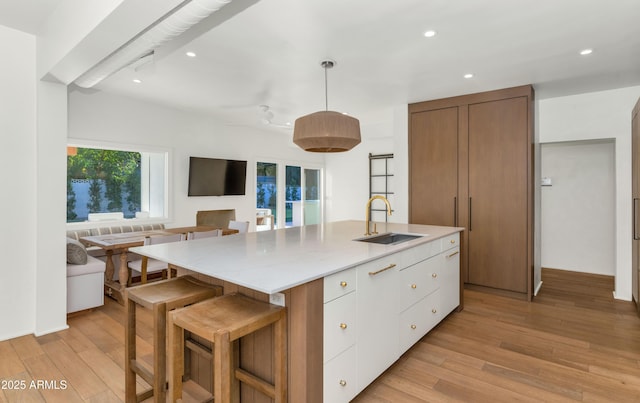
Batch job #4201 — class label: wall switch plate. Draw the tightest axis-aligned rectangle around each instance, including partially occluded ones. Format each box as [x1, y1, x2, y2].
[541, 177, 552, 186]
[269, 292, 285, 307]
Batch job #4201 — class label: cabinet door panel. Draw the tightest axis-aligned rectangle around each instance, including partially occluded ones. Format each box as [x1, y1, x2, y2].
[324, 291, 356, 363]
[356, 261, 398, 390]
[468, 97, 528, 292]
[410, 107, 459, 226]
[439, 247, 461, 315]
[633, 99, 640, 307]
[323, 346, 357, 403]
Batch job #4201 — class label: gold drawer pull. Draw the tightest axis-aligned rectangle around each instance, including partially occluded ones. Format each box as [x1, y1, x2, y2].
[368, 263, 396, 276]
[410, 324, 417, 330]
[432, 273, 437, 278]
[446, 251, 460, 259]
[450, 239, 456, 244]
[339, 380, 347, 387]
[411, 284, 417, 289]
[432, 309, 437, 314]
[340, 281, 348, 288]
[339, 323, 348, 329]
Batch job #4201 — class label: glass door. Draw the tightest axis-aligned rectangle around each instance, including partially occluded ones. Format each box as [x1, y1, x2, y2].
[256, 162, 277, 231]
[257, 162, 322, 230]
[304, 168, 321, 225]
[286, 165, 322, 228]
[285, 165, 302, 227]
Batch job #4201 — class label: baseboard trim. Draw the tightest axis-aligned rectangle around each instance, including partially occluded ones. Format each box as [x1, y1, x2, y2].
[463, 283, 528, 301]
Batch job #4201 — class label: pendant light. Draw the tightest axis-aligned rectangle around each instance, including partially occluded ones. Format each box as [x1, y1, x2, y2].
[293, 60, 361, 152]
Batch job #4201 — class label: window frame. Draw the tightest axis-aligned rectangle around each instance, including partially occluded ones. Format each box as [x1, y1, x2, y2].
[66, 138, 171, 229]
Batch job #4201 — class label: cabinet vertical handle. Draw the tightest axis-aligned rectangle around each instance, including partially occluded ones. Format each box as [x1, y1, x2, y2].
[634, 198, 640, 240]
[469, 197, 472, 231]
[454, 196, 457, 227]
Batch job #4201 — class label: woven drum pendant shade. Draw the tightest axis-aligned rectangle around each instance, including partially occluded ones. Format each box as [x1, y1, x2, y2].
[293, 111, 361, 152]
[293, 59, 361, 152]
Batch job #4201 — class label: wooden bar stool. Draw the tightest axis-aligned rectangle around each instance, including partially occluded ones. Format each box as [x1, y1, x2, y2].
[125, 275, 223, 402]
[168, 293, 287, 403]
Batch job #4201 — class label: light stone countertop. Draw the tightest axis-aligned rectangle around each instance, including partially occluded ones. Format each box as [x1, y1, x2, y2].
[130, 220, 463, 295]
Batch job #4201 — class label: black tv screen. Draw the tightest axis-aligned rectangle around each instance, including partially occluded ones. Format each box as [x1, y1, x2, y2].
[188, 157, 247, 196]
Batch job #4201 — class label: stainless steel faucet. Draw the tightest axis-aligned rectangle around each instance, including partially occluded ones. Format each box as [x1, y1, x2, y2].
[365, 195, 392, 236]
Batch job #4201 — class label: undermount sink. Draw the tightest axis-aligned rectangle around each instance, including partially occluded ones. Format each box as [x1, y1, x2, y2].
[355, 232, 424, 245]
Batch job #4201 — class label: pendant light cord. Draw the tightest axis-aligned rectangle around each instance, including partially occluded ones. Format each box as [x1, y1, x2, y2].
[324, 64, 329, 111]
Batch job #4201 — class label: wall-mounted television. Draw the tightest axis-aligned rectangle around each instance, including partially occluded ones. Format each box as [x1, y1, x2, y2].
[188, 157, 247, 196]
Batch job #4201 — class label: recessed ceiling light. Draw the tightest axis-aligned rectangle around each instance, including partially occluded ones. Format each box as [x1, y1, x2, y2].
[464, 73, 474, 79]
[132, 78, 142, 84]
[423, 30, 437, 38]
[580, 48, 593, 56]
[186, 51, 197, 57]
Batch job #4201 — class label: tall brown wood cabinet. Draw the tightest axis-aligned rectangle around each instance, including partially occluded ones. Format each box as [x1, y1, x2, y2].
[632, 97, 640, 315]
[409, 85, 534, 300]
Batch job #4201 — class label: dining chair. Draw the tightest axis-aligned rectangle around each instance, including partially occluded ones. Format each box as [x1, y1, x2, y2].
[228, 220, 250, 233]
[187, 229, 222, 240]
[128, 233, 185, 284]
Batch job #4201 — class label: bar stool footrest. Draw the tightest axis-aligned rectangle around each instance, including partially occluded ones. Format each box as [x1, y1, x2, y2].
[130, 359, 154, 386]
[185, 338, 213, 360]
[136, 388, 154, 402]
[235, 368, 276, 399]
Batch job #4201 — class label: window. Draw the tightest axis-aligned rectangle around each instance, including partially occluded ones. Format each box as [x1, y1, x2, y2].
[66, 143, 168, 223]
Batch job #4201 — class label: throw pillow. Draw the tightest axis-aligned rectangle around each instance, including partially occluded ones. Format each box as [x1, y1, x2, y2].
[66, 237, 88, 265]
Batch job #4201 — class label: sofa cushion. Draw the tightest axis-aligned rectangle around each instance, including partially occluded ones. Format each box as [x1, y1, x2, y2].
[67, 255, 105, 277]
[66, 237, 88, 265]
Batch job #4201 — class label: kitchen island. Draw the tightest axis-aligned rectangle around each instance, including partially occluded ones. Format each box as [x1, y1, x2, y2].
[131, 220, 463, 402]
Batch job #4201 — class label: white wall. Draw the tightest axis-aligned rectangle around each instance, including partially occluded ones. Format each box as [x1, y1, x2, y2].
[541, 140, 615, 275]
[35, 80, 68, 336]
[67, 88, 325, 230]
[0, 25, 38, 340]
[325, 105, 409, 224]
[538, 86, 640, 300]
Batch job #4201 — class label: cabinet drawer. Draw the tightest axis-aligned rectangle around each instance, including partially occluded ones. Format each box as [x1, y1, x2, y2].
[398, 255, 440, 311]
[324, 268, 356, 303]
[324, 291, 356, 363]
[399, 291, 441, 352]
[324, 345, 357, 403]
[399, 238, 442, 267]
[442, 232, 460, 251]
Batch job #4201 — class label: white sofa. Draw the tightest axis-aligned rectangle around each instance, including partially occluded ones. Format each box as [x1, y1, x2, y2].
[67, 254, 105, 313]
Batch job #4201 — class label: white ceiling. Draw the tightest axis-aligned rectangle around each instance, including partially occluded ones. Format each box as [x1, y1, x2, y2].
[5, 0, 640, 133]
[0, 0, 61, 34]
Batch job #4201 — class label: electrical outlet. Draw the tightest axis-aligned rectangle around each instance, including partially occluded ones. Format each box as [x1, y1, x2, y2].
[269, 292, 285, 307]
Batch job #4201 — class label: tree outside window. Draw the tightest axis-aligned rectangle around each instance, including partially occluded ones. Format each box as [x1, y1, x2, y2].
[67, 147, 141, 222]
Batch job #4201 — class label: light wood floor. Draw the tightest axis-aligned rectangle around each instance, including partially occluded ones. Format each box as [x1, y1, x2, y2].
[1, 268, 639, 402]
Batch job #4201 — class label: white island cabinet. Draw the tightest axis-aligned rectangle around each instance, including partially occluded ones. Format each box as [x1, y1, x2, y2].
[324, 232, 461, 402]
[131, 220, 462, 403]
